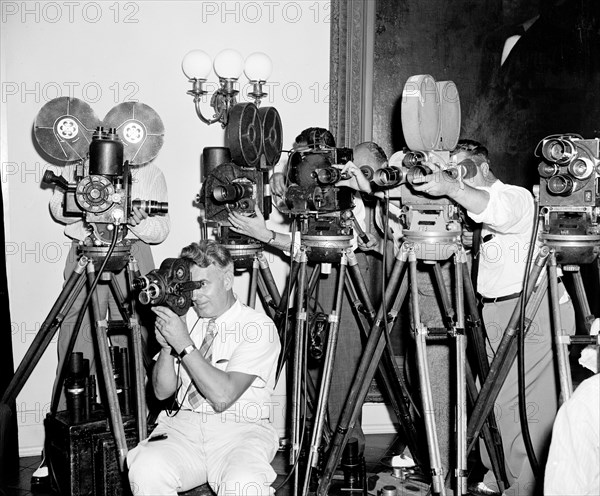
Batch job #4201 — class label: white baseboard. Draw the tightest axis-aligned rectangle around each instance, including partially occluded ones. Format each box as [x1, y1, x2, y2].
[361, 402, 398, 434]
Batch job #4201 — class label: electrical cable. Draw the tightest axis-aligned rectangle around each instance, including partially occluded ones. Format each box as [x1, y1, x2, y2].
[517, 196, 542, 475]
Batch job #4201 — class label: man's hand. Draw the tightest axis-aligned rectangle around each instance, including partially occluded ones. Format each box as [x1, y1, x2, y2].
[335, 161, 372, 194]
[128, 205, 149, 227]
[269, 172, 287, 197]
[228, 205, 272, 243]
[410, 165, 463, 199]
[152, 306, 193, 355]
[357, 232, 382, 252]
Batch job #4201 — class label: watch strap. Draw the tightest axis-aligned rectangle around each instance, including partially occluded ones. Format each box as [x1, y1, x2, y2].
[178, 344, 196, 360]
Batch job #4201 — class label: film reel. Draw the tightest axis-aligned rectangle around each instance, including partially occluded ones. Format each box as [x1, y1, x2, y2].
[103, 102, 165, 165]
[225, 103, 264, 168]
[401, 75, 461, 152]
[34, 97, 101, 163]
[258, 106, 283, 167]
[436, 80, 461, 151]
[401, 74, 441, 151]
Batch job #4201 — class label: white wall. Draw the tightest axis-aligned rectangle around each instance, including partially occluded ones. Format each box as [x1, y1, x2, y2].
[1, 0, 332, 455]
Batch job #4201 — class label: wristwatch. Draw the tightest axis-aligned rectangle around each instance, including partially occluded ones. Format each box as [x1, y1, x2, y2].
[178, 344, 196, 360]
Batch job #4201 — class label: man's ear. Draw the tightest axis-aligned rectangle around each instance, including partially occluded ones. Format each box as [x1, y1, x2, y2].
[223, 268, 234, 291]
[480, 161, 491, 177]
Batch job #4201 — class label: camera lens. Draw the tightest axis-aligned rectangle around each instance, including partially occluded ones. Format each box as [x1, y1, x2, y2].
[541, 139, 576, 165]
[315, 167, 342, 184]
[373, 167, 405, 187]
[547, 174, 574, 195]
[132, 199, 169, 215]
[568, 158, 593, 179]
[213, 183, 253, 202]
[402, 151, 426, 168]
[406, 165, 432, 184]
[538, 162, 559, 178]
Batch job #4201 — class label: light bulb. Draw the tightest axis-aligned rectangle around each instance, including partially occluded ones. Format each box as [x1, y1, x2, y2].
[244, 52, 272, 82]
[213, 49, 244, 80]
[182, 50, 212, 80]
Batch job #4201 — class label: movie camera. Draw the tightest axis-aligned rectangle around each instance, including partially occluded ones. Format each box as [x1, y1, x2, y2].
[365, 75, 464, 260]
[196, 103, 283, 265]
[535, 133, 600, 262]
[35, 98, 168, 269]
[278, 141, 365, 261]
[132, 257, 201, 316]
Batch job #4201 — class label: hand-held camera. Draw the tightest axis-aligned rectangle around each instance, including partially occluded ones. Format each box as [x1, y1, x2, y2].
[534, 134, 600, 262]
[44, 127, 168, 244]
[132, 257, 201, 316]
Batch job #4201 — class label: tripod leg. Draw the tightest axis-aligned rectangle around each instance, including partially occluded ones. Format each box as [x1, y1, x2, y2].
[317, 243, 411, 496]
[290, 249, 308, 494]
[461, 257, 508, 491]
[1, 258, 87, 405]
[248, 255, 259, 308]
[301, 252, 348, 496]
[409, 255, 446, 496]
[345, 258, 422, 463]
[257, 251, 281, 307]
[86, 262, 129, 471]
[124, 259, 148, 441]
[432, 261, 455, 326]
[275, 250, 302, 327]
[454, 250, 468, 495]
[467, 247, 550, 454]
[548, 252, 573, 402]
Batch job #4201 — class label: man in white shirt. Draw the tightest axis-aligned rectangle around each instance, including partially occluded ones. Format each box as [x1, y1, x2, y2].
[411, 139, 575, 496]
[126, 240, 281, 495]
[544, 372, 600, 496]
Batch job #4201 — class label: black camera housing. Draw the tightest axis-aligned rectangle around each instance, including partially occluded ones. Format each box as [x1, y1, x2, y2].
[44, 127, 168, 245]
[132, 258, 200, 316]
[536, 135, 600, 236]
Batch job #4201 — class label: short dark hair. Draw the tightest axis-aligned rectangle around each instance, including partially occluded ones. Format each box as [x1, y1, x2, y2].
[180, 240, 233, 271]
[355, 141, 388, 165]
[451, 139, 489, 160]
[294, 127, 336, 149]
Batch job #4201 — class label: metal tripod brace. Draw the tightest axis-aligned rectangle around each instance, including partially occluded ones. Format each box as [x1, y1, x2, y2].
[468, 243, 600, 455]
[284, 242, 420, 496]
[1, 250, 148, 471]
[317, 239, 508, 496]
[246, 249, 282, 320]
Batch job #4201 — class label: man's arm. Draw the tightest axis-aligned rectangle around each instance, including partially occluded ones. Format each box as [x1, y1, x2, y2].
[411, 172, 490, 214]
[128, 164, 171, 244]
[152, 348, 179, 400]
[152, 306, 257, 412]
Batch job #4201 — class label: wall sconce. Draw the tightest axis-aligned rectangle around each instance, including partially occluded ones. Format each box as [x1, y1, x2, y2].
[182, 49, 273, 128]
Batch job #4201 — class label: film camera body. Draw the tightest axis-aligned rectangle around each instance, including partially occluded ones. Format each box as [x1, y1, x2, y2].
[44, 127, 168, 244]
[280, 137, 361, 262]
[133, 257, 201, 316]
[36, 98, 168, 270]
[535, 134, 600, 263]
[364, 75, 464, 260]
[197, 103, 282, 266]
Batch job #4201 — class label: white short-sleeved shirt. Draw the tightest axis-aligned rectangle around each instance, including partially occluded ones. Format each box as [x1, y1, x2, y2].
[544, 373, 600, 495]
[175, 299, 281, 422]
[467, 180, 535, 298]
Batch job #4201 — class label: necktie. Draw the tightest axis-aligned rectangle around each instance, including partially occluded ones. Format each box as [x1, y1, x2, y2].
[186, 318, 217, 410]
